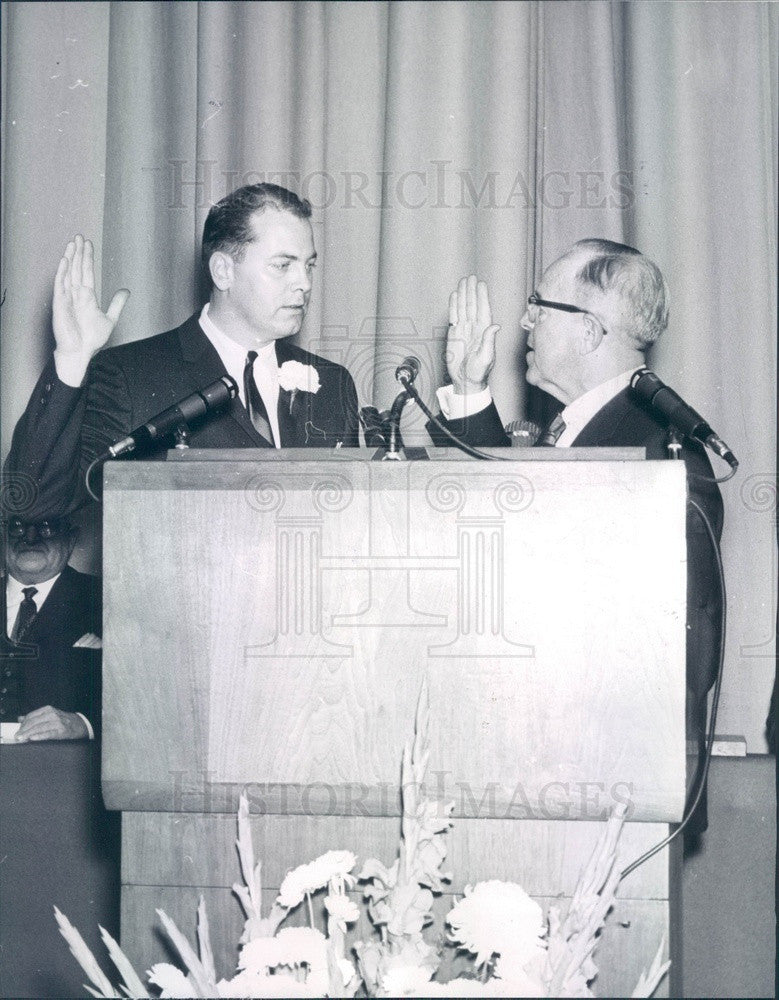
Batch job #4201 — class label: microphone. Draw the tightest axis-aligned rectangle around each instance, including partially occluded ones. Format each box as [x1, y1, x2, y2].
[107, 375, 239, 458]
[395, 356, 421, 385]
[630, 369, 737, 468]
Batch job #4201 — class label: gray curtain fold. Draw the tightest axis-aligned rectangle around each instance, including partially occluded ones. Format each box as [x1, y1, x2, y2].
[1, 0, 776, 749]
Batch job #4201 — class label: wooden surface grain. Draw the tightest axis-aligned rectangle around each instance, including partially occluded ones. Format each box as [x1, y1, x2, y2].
[103, 457, 687, 821]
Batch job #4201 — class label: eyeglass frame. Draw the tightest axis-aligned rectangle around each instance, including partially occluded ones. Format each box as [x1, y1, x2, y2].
[527, 292, 608, 334]
[5, 517, 73, 540]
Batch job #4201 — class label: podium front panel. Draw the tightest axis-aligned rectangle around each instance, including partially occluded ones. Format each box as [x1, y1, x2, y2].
[102, 456, 686, 822]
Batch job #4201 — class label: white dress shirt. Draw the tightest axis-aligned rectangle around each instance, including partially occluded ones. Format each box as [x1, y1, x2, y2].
[198, 304, 282, 447]
[437, 368, 638, 447]
[5, 573, 94, 738]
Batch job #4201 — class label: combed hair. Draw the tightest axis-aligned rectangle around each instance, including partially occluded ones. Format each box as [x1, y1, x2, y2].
[570, 238, 669, 348]
[201, 183, 312, 270]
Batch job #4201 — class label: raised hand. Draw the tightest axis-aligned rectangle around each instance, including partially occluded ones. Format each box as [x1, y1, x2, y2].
[445, 274, 500, 394]
[52, 234, 129, 385]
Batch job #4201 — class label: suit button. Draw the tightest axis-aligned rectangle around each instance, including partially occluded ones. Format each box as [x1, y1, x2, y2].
[0, 707, 6, 717]
[3, 667, 12, 677]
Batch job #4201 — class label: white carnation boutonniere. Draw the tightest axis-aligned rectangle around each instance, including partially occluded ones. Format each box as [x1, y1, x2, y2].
[278, 360, 321, 395]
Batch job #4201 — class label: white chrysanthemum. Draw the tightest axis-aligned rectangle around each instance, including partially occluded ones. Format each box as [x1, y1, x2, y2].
[217, 969, 318, 997]
[380, 963, 434, 996]
[278, 360, 321, 394]
[277, 850, 356, 909]
[324, 892, 360, 932]
[239, 926, 327, 973]
[446, 880, 546, 968]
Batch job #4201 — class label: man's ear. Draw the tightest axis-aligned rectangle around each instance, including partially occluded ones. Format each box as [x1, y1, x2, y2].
[209, 251, 235, 291]
[579, 313, 606, 355]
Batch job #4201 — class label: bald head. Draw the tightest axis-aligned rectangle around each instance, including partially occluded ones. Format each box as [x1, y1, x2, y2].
[560, 239, 669, 350]
[522, 240, 668, 403]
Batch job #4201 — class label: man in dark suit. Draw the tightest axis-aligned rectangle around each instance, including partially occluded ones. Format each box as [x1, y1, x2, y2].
[5, 183, 359, 518]
[432, 239, 723, 834]
[3, 517, 101, 740]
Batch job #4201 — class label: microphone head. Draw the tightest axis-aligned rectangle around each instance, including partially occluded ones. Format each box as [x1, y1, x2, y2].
[395, 356, 421, 384]
[629, 367, 661, 402]
[504, 419, 541, 446]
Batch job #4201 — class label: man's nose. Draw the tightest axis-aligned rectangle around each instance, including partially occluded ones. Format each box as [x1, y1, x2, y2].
[22, 524, 39, 543]
[520, 309, 534, 333]
[292, 263, 312, 295]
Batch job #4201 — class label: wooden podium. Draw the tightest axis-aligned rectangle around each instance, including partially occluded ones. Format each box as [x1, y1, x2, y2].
[102, 448, 687, 997]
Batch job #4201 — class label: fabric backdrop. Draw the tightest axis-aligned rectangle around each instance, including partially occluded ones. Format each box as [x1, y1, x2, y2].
[1, 0, 776, 749]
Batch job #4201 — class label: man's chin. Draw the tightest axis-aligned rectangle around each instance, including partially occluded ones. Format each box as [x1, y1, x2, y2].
[9, 555, 51, 579]
[272, 316, 305, 339]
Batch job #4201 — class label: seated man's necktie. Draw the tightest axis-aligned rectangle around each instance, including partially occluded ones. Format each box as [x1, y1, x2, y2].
[11, 587, 38, 642]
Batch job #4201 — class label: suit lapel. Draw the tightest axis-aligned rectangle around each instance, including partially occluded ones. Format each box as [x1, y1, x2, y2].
[176, 314, 272, 448]
[570, 388, 633, 447]
[27, 567, 84, 645]
[275, 340, 307, 446]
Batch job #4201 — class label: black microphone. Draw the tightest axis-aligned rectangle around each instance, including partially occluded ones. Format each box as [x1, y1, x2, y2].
[108, 375, 239, 458]
[395, 356, 421, 385]
[630, 369, 737, 468]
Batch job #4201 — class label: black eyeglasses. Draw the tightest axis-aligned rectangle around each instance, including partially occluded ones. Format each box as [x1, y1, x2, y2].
[6, 518, 71, 540]
[527, 292, 607, 334]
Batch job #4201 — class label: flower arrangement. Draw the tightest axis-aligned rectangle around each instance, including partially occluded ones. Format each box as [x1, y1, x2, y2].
[55, 688, 669, 998]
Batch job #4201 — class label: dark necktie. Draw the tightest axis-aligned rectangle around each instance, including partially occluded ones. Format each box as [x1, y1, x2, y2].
[536, 412, 566, 447]
[11, 587, 38, 642]
[243, 351, 275, 446]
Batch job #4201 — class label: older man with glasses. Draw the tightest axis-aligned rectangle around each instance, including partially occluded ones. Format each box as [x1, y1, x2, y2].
[431, 238, 724, 838]
[2, 516, 101, 741]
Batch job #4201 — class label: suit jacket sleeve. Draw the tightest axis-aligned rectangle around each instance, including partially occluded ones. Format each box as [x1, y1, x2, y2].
[426, 400, 510, 448]
[338, 366, 360, 447]
[4, 352, 134, 517]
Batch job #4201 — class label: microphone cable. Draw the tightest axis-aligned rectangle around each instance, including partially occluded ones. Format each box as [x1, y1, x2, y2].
[397, 375, 516, 462]
[619, 496, 726, 881]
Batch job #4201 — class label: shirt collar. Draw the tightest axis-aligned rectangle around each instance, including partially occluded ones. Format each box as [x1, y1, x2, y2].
[6, 571, 61, 610]
[556, 368, 638, 447]
[198, 304, 276, 406]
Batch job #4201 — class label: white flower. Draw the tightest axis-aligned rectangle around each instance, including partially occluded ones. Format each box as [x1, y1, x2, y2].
[217, 970, 319, 997]
[147, 962, 196, 997]
[278, 360, 321, 394]
[324, 892, 360, 933]
[446, 880, 546, 968]
[380, 963, 434, 996]
[421, 976, 541, 997]
[239, 926, 327, 973]
[277, 850, 356, 909]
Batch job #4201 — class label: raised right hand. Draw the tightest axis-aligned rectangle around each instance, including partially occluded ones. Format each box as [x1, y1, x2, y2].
[52, 234, 129, 385]
[445, 274, 500, 395]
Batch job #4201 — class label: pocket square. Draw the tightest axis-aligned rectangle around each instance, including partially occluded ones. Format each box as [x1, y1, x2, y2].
[73, 633, 102, 649]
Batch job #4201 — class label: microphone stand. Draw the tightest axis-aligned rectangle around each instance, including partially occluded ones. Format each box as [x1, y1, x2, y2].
[384, 388, 413, 460]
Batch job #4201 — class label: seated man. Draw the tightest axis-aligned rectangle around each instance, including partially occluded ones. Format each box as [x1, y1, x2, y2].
[3, 517, 101, 740]
[433, 239, 724, 834]
[5, 183, 359, 519]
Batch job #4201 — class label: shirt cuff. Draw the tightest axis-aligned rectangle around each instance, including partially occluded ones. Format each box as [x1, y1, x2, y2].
[76, 712, 94, 740]
[53, 352, 90, 388]
[436, 384, 493, 420]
